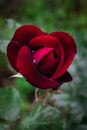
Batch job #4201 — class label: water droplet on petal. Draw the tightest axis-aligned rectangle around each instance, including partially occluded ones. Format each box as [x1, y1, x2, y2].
[33, 59, 36, 64]
[32, 50, 35, 53]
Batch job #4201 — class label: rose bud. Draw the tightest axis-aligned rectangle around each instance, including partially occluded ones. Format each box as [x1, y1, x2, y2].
[7, 25, 77, 89]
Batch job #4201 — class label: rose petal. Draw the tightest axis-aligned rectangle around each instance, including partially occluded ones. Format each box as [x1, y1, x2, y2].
[32, 47, 59, 65]
[52, 52, 75, 79]
[12, 25, 46, 45]
[32, 47, 59, 76]
[49, 32, 77, 53]
[16, 46, 60, 89]
[38, 50, 59, 76]
[49, 32, 77, 79]
[53, 71, 72, 90]
[7, 41, 22, 71]
[29, 35, 64, 71]
[57, 71, 72, 84]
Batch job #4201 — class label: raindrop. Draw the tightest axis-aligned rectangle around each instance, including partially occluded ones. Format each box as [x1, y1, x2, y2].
[33, 59, 36, 64]
[32, 50, 35, 53]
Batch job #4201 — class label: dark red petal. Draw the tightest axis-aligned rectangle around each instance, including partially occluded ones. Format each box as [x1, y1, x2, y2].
[49, 32, 77, 53]
[12, 25, 46, 45]
[29, 35, 64, 71]
[7, 41, 22, 71]
[52, 71, 72, 90]
[32, 47, 59, 76]
[52, 52, 75, 79]
[57, 71, 72, 84]
[16, 46, 60, 89]
[32, 47, 59, 65]
[49, 32, 77, 79]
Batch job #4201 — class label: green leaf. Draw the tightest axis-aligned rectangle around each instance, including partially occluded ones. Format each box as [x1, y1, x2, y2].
[17, 102, 63, 130]
[0, 123, 9, 130]
[0, 86, 21, 121]
[14, 78, 34, 100]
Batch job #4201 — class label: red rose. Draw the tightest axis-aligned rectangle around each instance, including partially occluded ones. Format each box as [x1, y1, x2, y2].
[7, 25, 77, 89]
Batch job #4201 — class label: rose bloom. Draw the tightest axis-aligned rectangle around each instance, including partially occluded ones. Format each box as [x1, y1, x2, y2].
[7, 25, 77, 89]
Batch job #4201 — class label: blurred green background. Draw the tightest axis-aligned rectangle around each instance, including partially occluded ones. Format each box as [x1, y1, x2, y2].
[0, 0, 87, 130]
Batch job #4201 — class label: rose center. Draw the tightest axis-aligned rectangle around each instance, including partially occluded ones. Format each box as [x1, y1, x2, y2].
[32, 47, 59, 77]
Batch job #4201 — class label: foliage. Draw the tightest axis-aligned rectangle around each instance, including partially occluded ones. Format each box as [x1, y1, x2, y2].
[0, 123, 9, 130]
[0, 86, 21, 121]
[0, 0, 87, 129]
[16, 101, 63, 130]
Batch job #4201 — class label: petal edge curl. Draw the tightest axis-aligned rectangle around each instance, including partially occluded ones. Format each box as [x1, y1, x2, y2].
[12, 25, 46, 45]
[50, 32, 77, 79]
[7, 41, 22, 71]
